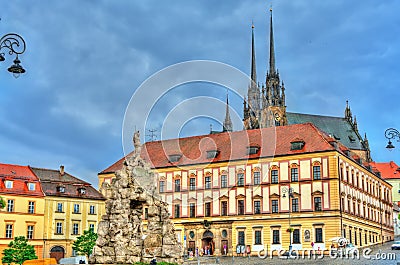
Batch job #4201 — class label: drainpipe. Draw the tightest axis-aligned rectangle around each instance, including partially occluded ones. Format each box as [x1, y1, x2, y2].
[337, 155, 343, 237]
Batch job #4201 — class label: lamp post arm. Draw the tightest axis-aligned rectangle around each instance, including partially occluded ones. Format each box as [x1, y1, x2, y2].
[0, 33, 26, 56]
[385, 128, 400, 141]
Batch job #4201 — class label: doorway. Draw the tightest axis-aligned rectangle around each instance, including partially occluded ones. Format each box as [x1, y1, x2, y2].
[50, 246, 65, 262]
[202, 230, 214, 255]
[221, 240, 228, 255]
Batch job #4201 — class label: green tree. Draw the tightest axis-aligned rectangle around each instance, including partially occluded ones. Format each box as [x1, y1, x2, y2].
[72, 229, 98, 258]
[0, 196, 6, 209]
[1, 236, 38, 265]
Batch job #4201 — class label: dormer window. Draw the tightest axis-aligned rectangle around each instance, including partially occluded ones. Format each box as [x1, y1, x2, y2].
[57, 186, 65, 193]
[291, 140, 305, 150]
[27, 183, 36, 191]
[78, 187, 86, 195]
[5, 180, 13, 189]
[247, 146, 259, 155]
[348, 135, 356, 142]
[168, 154, 182, 163]
[206, 150, 219, 159]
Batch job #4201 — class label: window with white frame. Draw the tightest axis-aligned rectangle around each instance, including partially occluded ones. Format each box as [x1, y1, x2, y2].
[27, 183, 36, 191]
[254, 171, 261, 185]
[315, 227, 323, 243]
[237, 173, 245, 186]
[5, 224, 13, 238]
[89, 223, 95, 232]
[293, 229, 300, 244]
[27, 225, 34, 239]
[254, 230, 262, 245]
[28, 201, 35, 214]
[313, 165, 321, 180]
[56, 222, 63, 234]
[56, 202, 63, 212]
[272, 230, 280, 244]
[7, 199, 14, 212]
[72, 223, 79, 235]
[254, 200, 261, 214]
[221, 175, 228, 188]
[291, 167, 298, 182]
[272, 200, 279, 213]
[5, 180, 13, 189]
[159, 181, 165, 193]
[189, 178, 196, 191]
[174, 179, 181, 192]
[73, 204, 80, 213]
[292, 198, 299, 212]
[271, 169, 278, 184]
[205, 176, 211, 189]
[89, 205, 96, 215]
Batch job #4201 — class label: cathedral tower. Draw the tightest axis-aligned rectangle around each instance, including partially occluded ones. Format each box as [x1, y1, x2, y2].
[244, 8, 287, 130]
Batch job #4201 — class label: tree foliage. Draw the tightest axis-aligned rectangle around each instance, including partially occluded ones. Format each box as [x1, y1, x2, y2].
[1, 236, 38, 265]
[0, 196, 6, 209]
[72, 229, 98, 258]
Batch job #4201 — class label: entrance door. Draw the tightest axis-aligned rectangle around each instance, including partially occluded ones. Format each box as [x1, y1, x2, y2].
[221, 240, 228, 255]
[202, 238, 214, 255]
[202, 230, 214, 255]
[50, 246, 65, 262]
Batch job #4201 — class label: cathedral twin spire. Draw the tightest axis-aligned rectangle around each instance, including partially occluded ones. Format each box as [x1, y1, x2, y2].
[243, 8, 287, 130]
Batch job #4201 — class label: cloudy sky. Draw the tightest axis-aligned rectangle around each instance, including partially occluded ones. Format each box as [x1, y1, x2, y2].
[2, 0, 400, 187]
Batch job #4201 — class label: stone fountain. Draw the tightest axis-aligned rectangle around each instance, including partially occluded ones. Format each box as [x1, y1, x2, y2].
[90, 131, 183, 264]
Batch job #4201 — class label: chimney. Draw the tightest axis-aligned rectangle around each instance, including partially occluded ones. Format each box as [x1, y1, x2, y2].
[60, 165, 65, 176]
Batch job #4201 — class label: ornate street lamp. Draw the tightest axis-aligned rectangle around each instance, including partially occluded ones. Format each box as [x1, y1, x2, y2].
[385, 128, 400, 150]
[282, 187, 294, 251]
[0, 33, 26, 78]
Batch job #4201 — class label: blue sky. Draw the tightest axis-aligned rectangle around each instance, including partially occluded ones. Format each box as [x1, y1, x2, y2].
[1, 0, 399, 187]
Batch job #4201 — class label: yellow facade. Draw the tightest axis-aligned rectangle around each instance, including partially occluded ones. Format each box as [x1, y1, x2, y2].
[0, 194, 45, 259]
[385, 179, 400, 204]
[42, 196, 105, 259]
[99, 150, 394, 256]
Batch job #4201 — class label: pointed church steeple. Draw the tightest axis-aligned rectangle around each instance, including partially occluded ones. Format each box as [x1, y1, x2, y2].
[223, 91, 233, 132]
[345, 100, 353, 122]
[269, 8, 276, 75]
[251, 22, 257, 83]
[244, 22, 261, 130]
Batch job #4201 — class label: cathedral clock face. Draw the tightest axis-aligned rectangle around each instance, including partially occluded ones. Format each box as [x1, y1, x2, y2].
[274, 112, 281, 121]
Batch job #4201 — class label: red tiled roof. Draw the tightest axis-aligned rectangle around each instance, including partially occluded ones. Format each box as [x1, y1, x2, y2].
[370, 161, 400, 179]
[31, 167, 105, 200]
[101, 123, 338, 173]
[0, 163, 44, 197]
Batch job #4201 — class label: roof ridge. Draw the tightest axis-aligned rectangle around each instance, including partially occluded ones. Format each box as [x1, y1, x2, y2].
[30, 166, 90, 185]
[287, 112, 344, 119]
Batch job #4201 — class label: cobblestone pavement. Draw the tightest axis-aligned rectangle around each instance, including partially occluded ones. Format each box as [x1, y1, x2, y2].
[184, 241, 400, 265]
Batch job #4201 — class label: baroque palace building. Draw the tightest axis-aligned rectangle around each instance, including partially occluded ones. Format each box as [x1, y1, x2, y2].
[99, 10, 393, 255]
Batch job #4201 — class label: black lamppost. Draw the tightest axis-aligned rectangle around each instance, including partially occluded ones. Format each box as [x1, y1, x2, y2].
[385, 128, 400, 150]
[0, 33, 26, 78]
[282, 187, 294, 251]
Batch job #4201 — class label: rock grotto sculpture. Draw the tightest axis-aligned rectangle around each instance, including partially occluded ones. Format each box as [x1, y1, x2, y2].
[90, 131, 183, 264]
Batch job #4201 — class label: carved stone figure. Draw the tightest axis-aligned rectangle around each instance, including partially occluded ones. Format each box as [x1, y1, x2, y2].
[133, 130, 141, 153]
